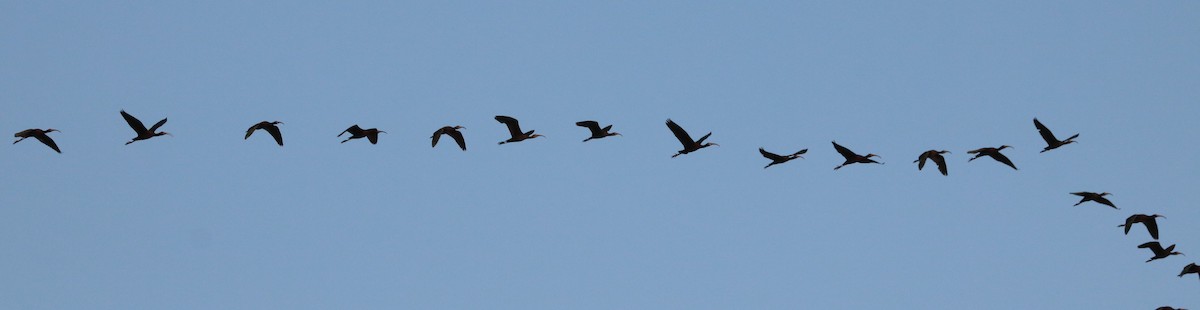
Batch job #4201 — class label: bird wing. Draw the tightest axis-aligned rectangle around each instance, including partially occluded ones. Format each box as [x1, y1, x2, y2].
[602, 124, 613, 132]
[263, 124, 283, 146]
[831, 141, 858, 160]
[34, 133, 61, 153]
[340, 125, 363, 137]
[1093, 196, 1117, 209]
[495, 115, 523, 138]
[1145, 217, 1160, 240]
[148, 118, 168, 133]
[431, 128, 444, 147]
[1034, 118, 1060, 144]
[990, 153, 1018, 170]
[1070, 192, 1088, 197]
[1124, 216, 1136, 235]
[14, 129, 36, 138]
[931, 153, 948, 176]
[695, 132, 712, 144]
[448, 129, 466, 151]
[666, 119, 695, 146]
[367, 131, 379, 144]
[916, 152, 929, 170]
[1139, 241, 1163, 252]
[759, 148, 784, 161]
[245, 123, 260, 139]
[575, 120, 602, 135]
[121, 110, 149, 134]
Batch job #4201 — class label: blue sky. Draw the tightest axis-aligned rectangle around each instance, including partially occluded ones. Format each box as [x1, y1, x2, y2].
[2, 1, 1198, 308]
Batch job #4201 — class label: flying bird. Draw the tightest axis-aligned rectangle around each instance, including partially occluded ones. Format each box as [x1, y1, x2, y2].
[759, 147, 806, 169]
[13, 128, 61, 153]
[1139, 241, 1183, 263]
[1157, 307, 1189, 310]
[1120, 214, 1164, 240]
[967, 145, 1017, 170]
[1180, 263, 1200, 279]
[121, 110, 171, 145]
[576, 120, 621, 142]
[914, 150, 950, 175]
[245, 121, 284, 146]
[666, 119, 717, 158]
[1071, 192, 1117, 209]
[832, 141, 881, 170]
[432, 126, 467, 151]
[495, 115, 543, 145]
[339, 125, 386, 144]
[1034, 118, 1078, 153]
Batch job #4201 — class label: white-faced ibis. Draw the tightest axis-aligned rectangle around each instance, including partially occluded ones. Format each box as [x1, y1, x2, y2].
[832, 141, 881, 170]
[759, 147, 806, 169]
[967, 145, 1016, 170]
[1157, 307, 1189, 310]
[432, 126, 466, 151]
[1120, 214, 1163, 239]
[576, 120, 621, 142]
[495, 115, 543, 145]
[13, 128, 61, 153]
[245, 121, 284, 146]
[914, 150, 950, 175]
[1071, 192, 1117, 209]
[1180, 263, 1200, 279]
[666, 119, 717, 158]
[121, 110, 171, 145]
[339, 125, 386, 144]
[1034, 118, 1078, 153]
[1139, 241, 1183, 263]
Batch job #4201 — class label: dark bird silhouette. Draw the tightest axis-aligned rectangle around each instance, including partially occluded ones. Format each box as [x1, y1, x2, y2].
[759, 147, 807, 169]
[432, 126, 467, 151]
[13, 128, 61, 153]
[1140, 241, 1183, 263]
[1120, 214, 1163, 239]
[576, 120, 621, 142]
[495, 115, 543, 145]
[1034, 118, 1078, 153]
[1180, 263, 1200, 279]
[121, 110, 171, 145]
[245, 121, 284, 146]
[914, 150, 950, 175]
[1157, 307, 1189, 310]
[339, 125, 386, 144]
[1071, 192, 1117, 209]
[832, 141, 881, 170]
[967, 145, 1017, 170]
[666, 119, 717, 158]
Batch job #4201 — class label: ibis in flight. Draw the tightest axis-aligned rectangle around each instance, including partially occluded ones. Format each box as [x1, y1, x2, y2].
[13, 128, 61, 153]
[914, 150, 950, 175]
[495, 115, 543, 145]
[1034, 118, 1078, 153]
[1139, 241, 1183, 263]
[967, 145, 1017, 170]
[832, 141, 881, 170]
[121, 110, 171, 145]
[1071, 192, 1117, 209]
[432, 126, 467, 151]
[759, 147, 806, 169]
[1120, 214, 1164, 240]
[576, 120, 621, 142]
[666, 119, 717, 158]
[339, 125, 386, 144]
[245, 121, 284, 146]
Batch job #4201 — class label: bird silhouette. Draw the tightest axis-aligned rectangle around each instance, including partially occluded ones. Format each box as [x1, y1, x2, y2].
[1180, 263, 1200, 279]
[13, 128, 61, 153]
[339, 125, 386, 144]
[1120, 214, 1163, 239]
[1034, 118, 1078, 153]
[245, 121, 284, 146]
[576, 120, 621, 142]
[832, 141, 881, 170]
[432, 126, 467, 151]
[967, 145, 1017, 170]
[1157, 306, 1188, 310]
[121, 110, 171, 145]
[666, 119, 717, 158]
[1139, 241, 1183, 263]
[1071, 192, 1117, 209]
[496, 115, 543, 144]
[914, 150, 950, 175]
[759, 147, 806, 169]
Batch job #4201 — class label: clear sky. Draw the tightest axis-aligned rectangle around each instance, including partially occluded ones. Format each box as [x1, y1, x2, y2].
[2, 1, 1198, 309]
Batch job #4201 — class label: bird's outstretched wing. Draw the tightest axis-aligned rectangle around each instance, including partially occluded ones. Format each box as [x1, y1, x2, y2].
[990, 153, 1018, 170]
[245, 123, 260, 139]
[448, 129, 466, 151]
[148, 118, 168, 133]
[832, 141, 857, 160]
[121, 110, 148, 134]
[1145, 217, 1160, 240]
[431, 128, 444, 147]
[367, 131, 379, 144]
[1139, 241, 1164, 252]
[576, 121, 602, 136]
[340, 125, 363, 137]
[264, 124, 283, 146]
[666, 119, 695, 146]
[1093, 196, 1118, 209]
[931, 153, 948, 176]
[759, 148, 784, 161]
[1034, 118, 1059, 145]
[495, 116, 523, 138]
[35, 133, 61, 153]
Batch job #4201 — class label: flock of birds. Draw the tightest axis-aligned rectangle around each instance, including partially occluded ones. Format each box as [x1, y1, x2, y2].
[9, 110, 1194, 308]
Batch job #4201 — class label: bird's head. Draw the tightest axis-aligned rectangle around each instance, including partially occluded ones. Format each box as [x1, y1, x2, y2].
[703, 142, 719, 148]
[378, 130, 388, 134]
[1100, 192, 1112, 197]
[156, 132, 173, 137]
[45, 128, 60, 133]
[530, 134, 545, 139]
[866, 153, 882, 159]
[998, 145, 1013, 150]
[271, 121, 284, 125]
[609, 132, 622, 137]
[1152, 214, 1165, 219]
[453, 126, 465, 130]
[938, 150, 951, 154]
[1175, 252, 1186, 257]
